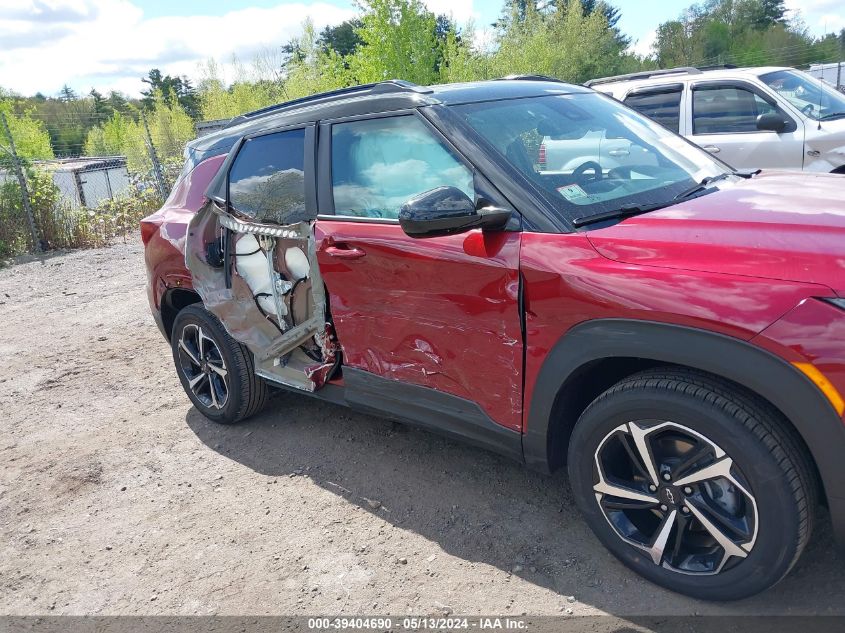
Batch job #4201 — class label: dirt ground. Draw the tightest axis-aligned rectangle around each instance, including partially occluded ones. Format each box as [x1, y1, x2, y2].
[1, 237, 844, 619]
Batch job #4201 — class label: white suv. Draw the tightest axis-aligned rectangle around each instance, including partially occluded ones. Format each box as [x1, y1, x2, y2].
[565, 66, 845, 174]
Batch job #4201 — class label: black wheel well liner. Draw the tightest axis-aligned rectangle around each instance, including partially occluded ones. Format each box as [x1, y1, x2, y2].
[161, 287, 203, 340]
[831, 166, 845, 174]
[541, 356, 661, 473]
[523, 319, 845, 545]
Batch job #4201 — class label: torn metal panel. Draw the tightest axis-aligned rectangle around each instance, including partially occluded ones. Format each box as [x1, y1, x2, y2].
[186, 201, 333, 392]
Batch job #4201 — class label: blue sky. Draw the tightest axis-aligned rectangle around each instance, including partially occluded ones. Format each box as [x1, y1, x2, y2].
[129, 0, 845, 55]
[0, 0, 841, 97]
[133, 0, 688, 51]
[136, 0, 682, 34]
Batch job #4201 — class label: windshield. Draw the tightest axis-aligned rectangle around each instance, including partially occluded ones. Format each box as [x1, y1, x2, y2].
[451, 93, 728, 226]
[760, 69, 845, 121]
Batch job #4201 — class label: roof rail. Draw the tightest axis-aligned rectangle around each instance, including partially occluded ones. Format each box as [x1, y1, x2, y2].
[224, 80, 433, 129]
[496, 74, 566, 83]
[585, 66, 703, 87]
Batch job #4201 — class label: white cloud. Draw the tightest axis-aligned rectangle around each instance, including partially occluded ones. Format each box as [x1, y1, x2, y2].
[420, 0, 477, 23]
[785, 0, 842, 12]
[0, 0, 481, 97]
[815, 12, 845, 33]
[0, 0, 356, 96]
[785, 0, 845, 35]
[629, 29, 657, 58]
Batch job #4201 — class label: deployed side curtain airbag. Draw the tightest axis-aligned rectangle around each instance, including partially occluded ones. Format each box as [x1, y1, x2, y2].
[235, 233, 277, 317]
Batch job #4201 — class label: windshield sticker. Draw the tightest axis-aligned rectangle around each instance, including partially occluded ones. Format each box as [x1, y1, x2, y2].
[556, 184, 612, 206]
[556, 184, 589, 201]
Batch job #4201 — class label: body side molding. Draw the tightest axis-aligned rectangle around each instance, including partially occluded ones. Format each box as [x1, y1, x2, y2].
[343, 367, 524, 462]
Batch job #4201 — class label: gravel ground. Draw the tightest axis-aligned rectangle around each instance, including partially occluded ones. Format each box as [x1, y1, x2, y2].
[1, 238, 844, 618]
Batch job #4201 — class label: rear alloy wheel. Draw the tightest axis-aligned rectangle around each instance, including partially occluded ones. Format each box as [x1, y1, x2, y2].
[171, 305, 269, 424]
[177, 323, 230, 411]
[568, 368, 816, 600]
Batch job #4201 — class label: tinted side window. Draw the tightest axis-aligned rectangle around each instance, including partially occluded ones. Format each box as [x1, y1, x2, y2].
[624, 89, 682, 133]
[331, 116, 474, 219]
[228, 128, 308, 224]
[692, 86, 777, 134]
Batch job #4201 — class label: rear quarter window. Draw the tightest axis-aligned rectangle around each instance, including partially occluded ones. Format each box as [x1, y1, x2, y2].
[227, 128, 308, 224]
[624, 88, 683, 133]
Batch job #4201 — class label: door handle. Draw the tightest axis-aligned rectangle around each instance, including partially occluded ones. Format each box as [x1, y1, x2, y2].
[608, 148, 630, 157]
[324, 244, 366, 259]
[702, 145, 721, 154]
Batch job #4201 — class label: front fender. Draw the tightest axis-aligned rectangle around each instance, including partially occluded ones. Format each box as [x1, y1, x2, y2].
[523, 318, 845, 548]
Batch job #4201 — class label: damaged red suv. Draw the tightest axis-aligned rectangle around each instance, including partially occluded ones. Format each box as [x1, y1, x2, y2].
[142, 78, 845, 600]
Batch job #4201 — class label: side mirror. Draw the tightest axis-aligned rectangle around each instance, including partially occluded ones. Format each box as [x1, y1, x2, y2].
[398, 186, 511, 239]
[756, 112, 787, 133]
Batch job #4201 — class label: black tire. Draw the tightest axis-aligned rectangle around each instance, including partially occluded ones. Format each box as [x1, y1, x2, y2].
[567, 367, 816, 601]
[171, 305, 269, 424]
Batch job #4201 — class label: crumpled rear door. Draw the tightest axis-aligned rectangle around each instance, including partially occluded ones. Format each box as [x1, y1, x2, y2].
[185, 124, 337, 391]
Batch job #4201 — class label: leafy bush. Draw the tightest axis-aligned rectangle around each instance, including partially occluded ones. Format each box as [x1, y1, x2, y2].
[0, 170, 57, 258]
[0, 168, 163, 260]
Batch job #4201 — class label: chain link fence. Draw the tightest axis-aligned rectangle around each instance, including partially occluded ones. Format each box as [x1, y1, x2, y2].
[807, 61, 845, 92]
[0, 112, 181, 260]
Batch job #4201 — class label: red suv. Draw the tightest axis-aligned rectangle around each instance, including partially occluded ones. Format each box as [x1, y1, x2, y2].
[142, 78, 845, 600]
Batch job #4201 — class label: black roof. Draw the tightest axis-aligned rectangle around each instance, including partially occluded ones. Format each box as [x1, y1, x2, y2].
[430, 78, 587, 104]
[186, 78, 589, 165]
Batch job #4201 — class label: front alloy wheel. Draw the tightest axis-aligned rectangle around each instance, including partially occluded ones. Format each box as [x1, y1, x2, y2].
[569, 368, 816, 601]
[593, 420, 757, 575]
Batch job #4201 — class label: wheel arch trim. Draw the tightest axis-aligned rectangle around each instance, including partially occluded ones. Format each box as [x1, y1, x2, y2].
[524, 318, 845, 545]
[158, 284, 202, 340]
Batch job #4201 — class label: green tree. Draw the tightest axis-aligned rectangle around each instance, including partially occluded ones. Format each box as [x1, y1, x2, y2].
[198, 58, 284, 120]
[655, 21, 687, 66]
[83, 112, 130, 156]
[106, 91, 131, 117]
[143, 91, 194, 167]
[349, 0, 440, 85]
[82, 88, 192, 174]
[0, 100, 54, 163]
[754, 0, 787, 30]
[653, 0, 817, 68]
[494, 0, 532, 29]
[89, 89, 108, 123]
[280, 19, 352, 99]
[433, 14, 461, 72]
[439, 20, 495, 82]
[141, 69, 201, 119]
[442, 0, 640, 83]
[490, 0, 627, 83]
[318, 19, 363, 56]
[58, 84, 77, 102]
[554, 0, 629, 47]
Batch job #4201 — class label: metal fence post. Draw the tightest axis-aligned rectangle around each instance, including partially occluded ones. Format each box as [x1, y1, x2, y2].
[1, 111, 42, 253]
[141, 113, 167, 200]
